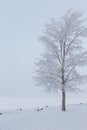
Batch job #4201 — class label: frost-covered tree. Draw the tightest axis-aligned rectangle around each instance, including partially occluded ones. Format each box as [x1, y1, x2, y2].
[34, 9, 87, 111]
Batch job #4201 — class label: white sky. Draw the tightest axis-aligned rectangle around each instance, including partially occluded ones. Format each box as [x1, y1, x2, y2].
[0, 0, 87, 97]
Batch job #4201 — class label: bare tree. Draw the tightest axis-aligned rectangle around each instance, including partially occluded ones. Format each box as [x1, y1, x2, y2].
[34, 9, 87, 111]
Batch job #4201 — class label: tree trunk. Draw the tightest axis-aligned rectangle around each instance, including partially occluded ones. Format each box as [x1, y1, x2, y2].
[62, 89, 66, 111]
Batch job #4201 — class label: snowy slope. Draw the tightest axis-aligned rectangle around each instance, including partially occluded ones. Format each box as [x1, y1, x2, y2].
[0, 103, 87, 130]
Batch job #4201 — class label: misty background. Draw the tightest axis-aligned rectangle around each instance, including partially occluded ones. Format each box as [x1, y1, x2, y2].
[0, 0, 87, 97]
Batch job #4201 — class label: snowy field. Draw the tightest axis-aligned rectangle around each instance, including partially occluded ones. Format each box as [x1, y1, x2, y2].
[0, 102, 87, 130]
[0, 97, 87, 130]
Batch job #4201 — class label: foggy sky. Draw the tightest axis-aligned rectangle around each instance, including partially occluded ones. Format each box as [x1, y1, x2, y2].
[0, 0, 87, 97]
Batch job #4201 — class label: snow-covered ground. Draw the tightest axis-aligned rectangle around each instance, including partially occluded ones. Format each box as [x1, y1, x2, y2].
[0, 97, 87, 130]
